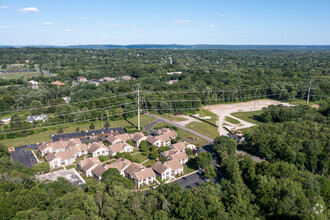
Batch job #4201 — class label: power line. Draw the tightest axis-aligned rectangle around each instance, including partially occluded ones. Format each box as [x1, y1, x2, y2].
[142, 95, 315, 112]
[140, 83, 315, 95]
[0, 91, 137, 114]
[4, 101, 137, 124]
[0, 109, 138, 135]
[141, 89, 316, 103]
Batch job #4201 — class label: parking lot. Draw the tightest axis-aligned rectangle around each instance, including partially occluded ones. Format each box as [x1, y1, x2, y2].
[52, 127, 125, 142]
[36, 169, 85, 186]
[10, 144, 39, 168]
[171, 172, 208, 190]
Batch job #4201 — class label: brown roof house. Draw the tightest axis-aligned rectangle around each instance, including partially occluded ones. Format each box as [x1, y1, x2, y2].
[151, 162, 172, 180]
[124, 163, 146, 179]
[106, 135, 122, 145]
[107, 158, 132, 176]
[78, 157, 102, 177]
[45, 150, 76, 170]
[157, 128, 178, 139]
[51, 81, 65, 86]
[131, 168, 156, 188]
[169, 152, 189, 165]
[91, 164, 109, 181]
[131, 133, 147, 147]
[109, 143, 134, 156]
[38, 139, 86, 157]
[164, 159, 184, 176]
[146, 136, 162, 147]
[155, 134, 171, 147]
[88, 142, 109, 157]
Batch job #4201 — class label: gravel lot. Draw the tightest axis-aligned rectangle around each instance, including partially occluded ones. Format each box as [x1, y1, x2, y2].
[205, 99, 294, 136]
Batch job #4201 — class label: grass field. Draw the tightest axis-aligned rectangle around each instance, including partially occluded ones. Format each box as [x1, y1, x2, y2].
[143, 159, 156, 168]
[186, 121, 219, 139]
[131, 152, 148, 163]
[224, 116, 240, 124]
[183, 165, 196, 174]
[194, 109, 218, 124]
[1, 71, 41, 79]
[231, 110, 264, 125]
[152, 122, 207, 147]
[161, 114, 188, 122]
[0, 114, 154, 148]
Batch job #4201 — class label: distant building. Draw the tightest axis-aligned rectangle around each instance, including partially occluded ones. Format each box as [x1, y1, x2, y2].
[62, 96, 71, 103]
[27, 114, 48, 123]
[51, 81, 65, 86]
[28, 80, 40, 89]
[9, 64, 25, 68]
[1, 117, 11, 125]
[77, 76, 88, 82]
[167, 72, 182, 75]
[168, 80, 178, 85]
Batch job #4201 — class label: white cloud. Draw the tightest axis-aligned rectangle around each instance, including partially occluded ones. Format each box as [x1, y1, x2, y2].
[209, 24, 216, 27]
[108, 24, 120, 27]
[80, 17, 86, 20]
[172, 19, 190, 24]
[65, 29, 74, 32]
[217, 13, 226, 17]
[42, 22, 52, 25]
[17, 7, 40, 13]
[0, 26, 10, 29]
[234, 25, 241, 29]
[126, 24, 134, 27]
[0, 6, 9, 9]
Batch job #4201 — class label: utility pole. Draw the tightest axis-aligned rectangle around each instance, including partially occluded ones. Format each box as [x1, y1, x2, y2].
[137, 84, 140, 130]
[106, 110, 109, 121]
[306, 75, 312, 105]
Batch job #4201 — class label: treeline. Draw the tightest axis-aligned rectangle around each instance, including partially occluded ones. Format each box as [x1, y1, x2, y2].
[243, 105, 329, 175]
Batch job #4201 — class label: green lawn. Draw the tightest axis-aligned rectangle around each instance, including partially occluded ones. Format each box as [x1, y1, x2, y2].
[131, 152, 148, 163]
[65, 165, 76, 170]
[0, 114, 154, 148]
[224, 116, 240, 124]
[184, 165, 196, 174]
[161, 114, 188, 122]
[194, 109, 218, 125]
[143, 159, 156, 168]
[230, 110, 264, 125]
[186, 121, 219, 139]
[1, 71, 41, 79]
[151, 122, 207, 147]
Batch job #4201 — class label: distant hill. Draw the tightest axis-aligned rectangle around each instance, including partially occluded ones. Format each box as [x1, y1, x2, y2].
[1, 44, 330, 50]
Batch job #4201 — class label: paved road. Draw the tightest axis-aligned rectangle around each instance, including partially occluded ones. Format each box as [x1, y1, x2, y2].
[10, 144, 39, 168]
[145, 113, 214, 143]
[145, 113, 265, 163]
[145, 119, 161, 135]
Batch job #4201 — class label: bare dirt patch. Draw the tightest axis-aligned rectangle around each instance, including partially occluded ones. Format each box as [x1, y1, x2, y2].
[204, 100, 294, 136]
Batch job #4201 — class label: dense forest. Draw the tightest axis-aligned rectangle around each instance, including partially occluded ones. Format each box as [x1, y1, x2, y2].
[0, 48, 329, 139]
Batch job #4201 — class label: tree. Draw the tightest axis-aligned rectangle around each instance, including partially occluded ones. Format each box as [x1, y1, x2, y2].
[58, 127, 64, 133]
[159, 156, 168, 162]
[90, 122, 95, 130]
[101, 168, 120, 183]
[149, 150, 159, 160]
[75, 127, 80, 132]
[204, 165, 216, 179]
[196, 152, 212, 169]
[30, 100, 43, 115]
[33, 162, 50, 174]
[99, 155, 106, 162]
[105, 121, 110, 128]
[212, 136, 237, 155]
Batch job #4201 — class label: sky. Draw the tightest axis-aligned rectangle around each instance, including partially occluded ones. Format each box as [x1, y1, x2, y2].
[0, 0, 329, 45]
